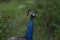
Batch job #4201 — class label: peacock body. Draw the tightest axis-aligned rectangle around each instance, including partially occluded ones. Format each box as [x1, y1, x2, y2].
[8, 9, 37, 40]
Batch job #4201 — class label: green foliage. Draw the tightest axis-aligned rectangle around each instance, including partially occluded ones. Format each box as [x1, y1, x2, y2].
[0, 0, 60, 40]
[34, 0, 60, 40]
[0, 2, 28, 40]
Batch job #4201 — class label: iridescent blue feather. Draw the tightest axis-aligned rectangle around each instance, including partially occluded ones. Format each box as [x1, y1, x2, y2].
[25, 15, 34, 40]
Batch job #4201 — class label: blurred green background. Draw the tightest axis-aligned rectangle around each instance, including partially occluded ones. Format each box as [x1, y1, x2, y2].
[0, 0, 60, 40]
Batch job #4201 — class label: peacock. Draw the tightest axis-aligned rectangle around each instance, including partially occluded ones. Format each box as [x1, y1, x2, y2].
[8, 9, 38, 40]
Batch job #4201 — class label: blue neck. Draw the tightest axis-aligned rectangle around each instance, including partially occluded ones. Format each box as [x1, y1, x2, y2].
[25, 15, 34, 40]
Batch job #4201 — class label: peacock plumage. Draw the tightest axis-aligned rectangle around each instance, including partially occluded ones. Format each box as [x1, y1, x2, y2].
[8, 9, 37, 40]
[25, 15, 34, 40]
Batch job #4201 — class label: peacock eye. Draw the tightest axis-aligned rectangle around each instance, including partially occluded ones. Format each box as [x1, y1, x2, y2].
[32, 13, 35, 16]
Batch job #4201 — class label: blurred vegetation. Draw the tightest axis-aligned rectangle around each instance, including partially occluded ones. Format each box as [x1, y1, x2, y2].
[0, 0, 60, 40]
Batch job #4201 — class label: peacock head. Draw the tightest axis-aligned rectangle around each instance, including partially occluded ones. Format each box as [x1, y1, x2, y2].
[27, 9, 38, 17]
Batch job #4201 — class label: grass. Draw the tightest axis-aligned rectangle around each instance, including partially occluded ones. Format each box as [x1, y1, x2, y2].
[0, 1, 41, 40]
[0, 1, 28, 37]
